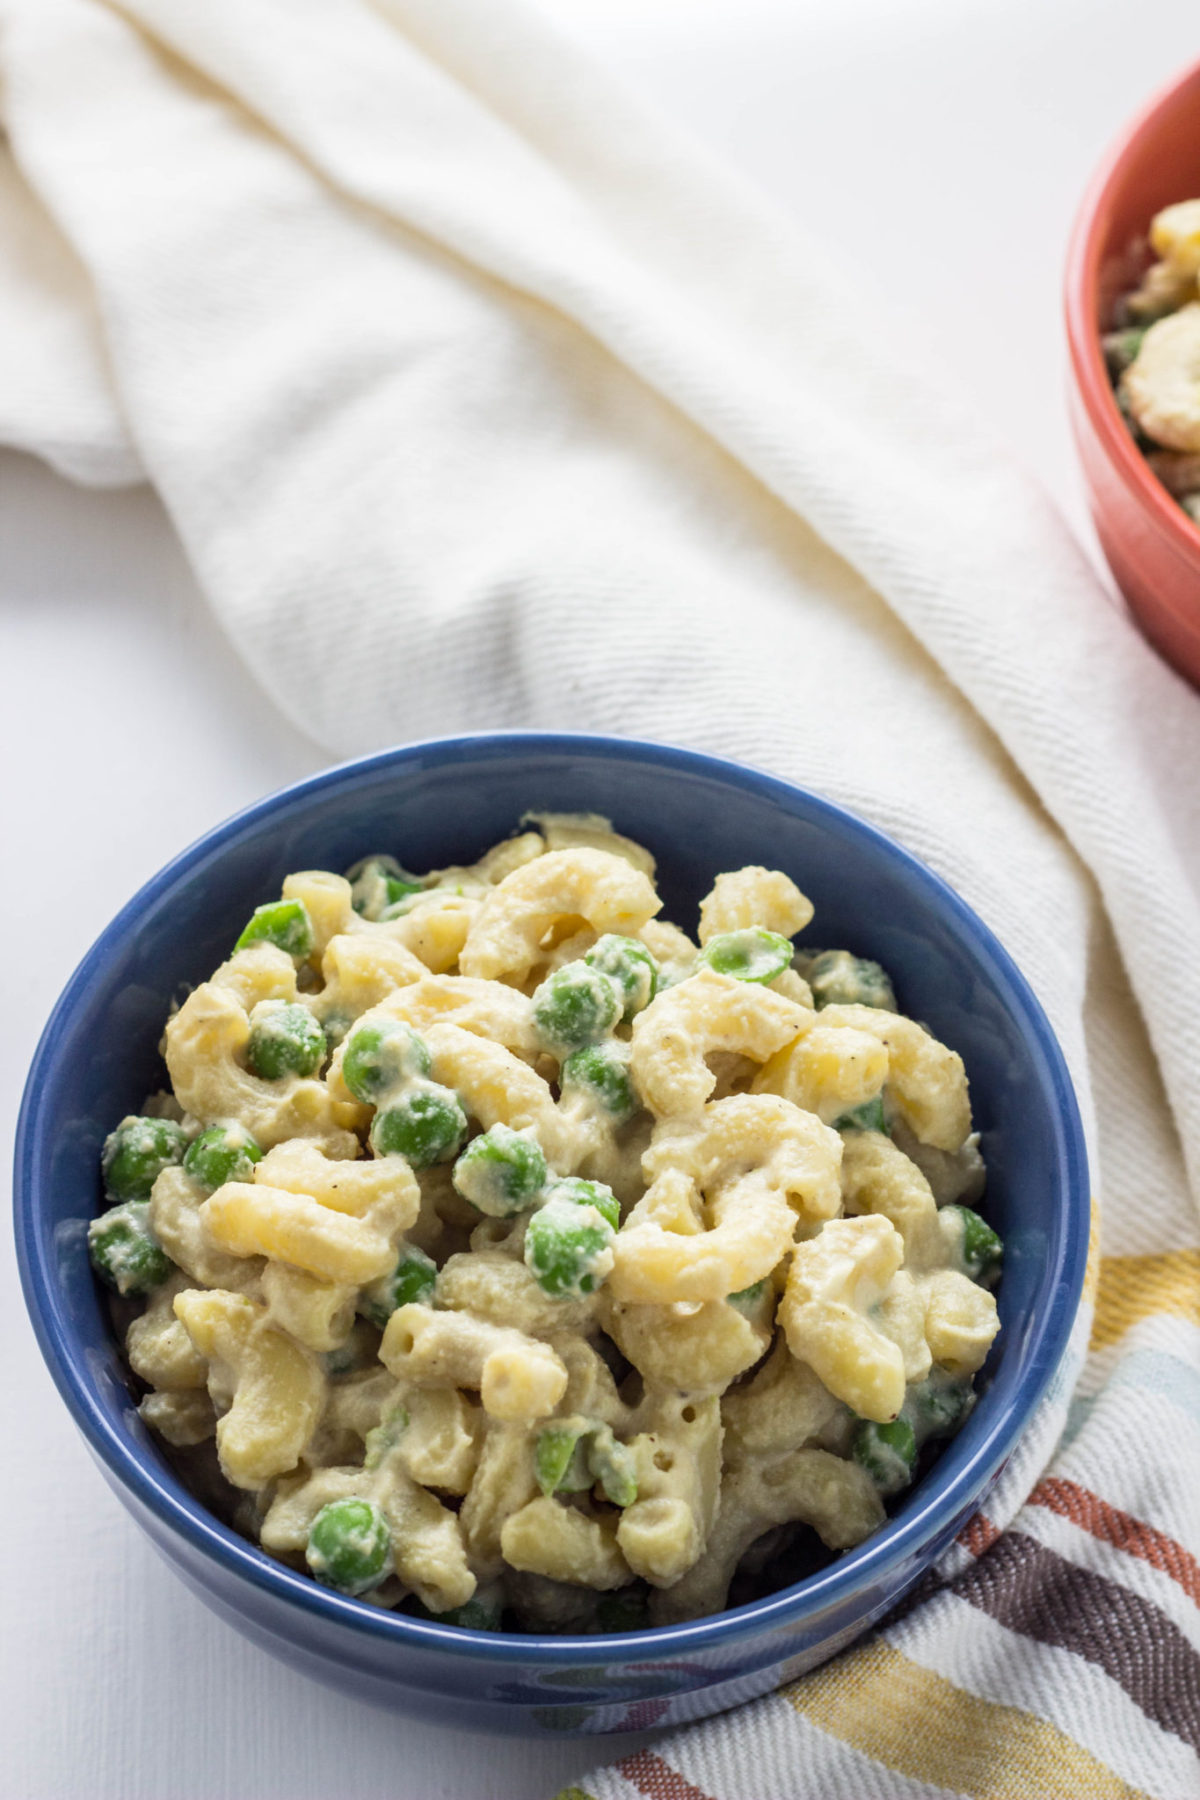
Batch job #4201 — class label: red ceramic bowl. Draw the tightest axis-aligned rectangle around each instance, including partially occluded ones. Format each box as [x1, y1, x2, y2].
[1065, 57, 1200, 690]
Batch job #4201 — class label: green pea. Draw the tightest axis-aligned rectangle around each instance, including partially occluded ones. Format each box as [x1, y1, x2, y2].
[595, 1589, 649, 1633]
[452, 1124, 548, 1216]
[945, 1206, 1003, 1287]
[584, 935, 659, 1021]
[852, 1417, 917, 1497]
[547, 1177, 620, 1232]
[342, 1019, 432, 1104]
[804, 950, 896, 1012]
[587, 1425, 638, 1508]
[380, 883, 430, 919]
[535, 1418, 637, 1505]
[698, 928, 793, 984]
[363, 1402, 410, 1471]
[235, 899, 314, 960]
[909, 1375, 974, 1436]
[101, 1115, 188, 1203]
[385, 873, 421, 903]
[832, 1095, 888, 1135]
[245, 1001, 326, 1080]
[88, 1201, 173, 1296]
[727, 1277, 768, 1315]
[560, 1043, 637, 1121]
[358, 1247, 438, 1330]
[347, 855, 421, 921]
[370, 1083, 467, 1167]
[182, 1123, 262, 1193]
[306, 1498, 392, 1595]
[525, 1193, 616, 1299]
[535, 1421, 592, 1496]
[531, 962, 622, 1053]
[410, 1590, 505, 1631]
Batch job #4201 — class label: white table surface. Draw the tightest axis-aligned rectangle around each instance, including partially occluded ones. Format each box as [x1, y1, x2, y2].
[2, 3, 1195, 1795]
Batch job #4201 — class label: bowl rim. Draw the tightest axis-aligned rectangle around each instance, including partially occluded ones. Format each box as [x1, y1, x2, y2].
[14, 731, 1090, 1667]
[1064, 52, 1200, 598]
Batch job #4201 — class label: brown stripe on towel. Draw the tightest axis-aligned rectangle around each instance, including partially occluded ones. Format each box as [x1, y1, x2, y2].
[952, 1530, 1200, 1752]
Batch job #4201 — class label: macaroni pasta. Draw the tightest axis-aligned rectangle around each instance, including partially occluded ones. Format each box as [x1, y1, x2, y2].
[90, 814, 1001, 1630]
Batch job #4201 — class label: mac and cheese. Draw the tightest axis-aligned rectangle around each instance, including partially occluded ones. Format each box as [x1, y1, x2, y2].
[91, 817, 1001, 1631]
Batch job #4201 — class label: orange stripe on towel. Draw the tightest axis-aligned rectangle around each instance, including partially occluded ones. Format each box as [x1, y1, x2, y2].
[1030, 1475, 1200, 1608]
[616, 1750, 716, 1800]
[957, 1512, 1002, 1557]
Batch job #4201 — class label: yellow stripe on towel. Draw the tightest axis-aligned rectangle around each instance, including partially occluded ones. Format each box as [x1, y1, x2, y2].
[784, 1637, 1151, 1800]
[1084, 1196, 1102, 1304]
[1091, 1248, 1200, 1350]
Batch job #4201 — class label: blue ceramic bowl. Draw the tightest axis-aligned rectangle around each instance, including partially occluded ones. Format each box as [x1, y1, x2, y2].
[15, 734, 1088, 1736]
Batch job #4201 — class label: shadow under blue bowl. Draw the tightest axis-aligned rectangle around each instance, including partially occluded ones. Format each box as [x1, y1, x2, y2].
[14, 733, 1089, 1735]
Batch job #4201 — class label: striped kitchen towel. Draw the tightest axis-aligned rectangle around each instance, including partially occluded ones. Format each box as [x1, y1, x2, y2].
[562, 1233, 1200, 1798]
[0, 2, 1197, 1793]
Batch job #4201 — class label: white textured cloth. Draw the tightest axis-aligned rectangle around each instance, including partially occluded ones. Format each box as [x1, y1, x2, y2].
[2, 2, 1198, 1793]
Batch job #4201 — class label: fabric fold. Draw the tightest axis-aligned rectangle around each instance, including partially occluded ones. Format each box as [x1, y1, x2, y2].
[0, 135, 138, 484]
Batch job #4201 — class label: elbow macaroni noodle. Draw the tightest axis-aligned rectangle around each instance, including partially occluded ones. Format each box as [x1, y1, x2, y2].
[91, 814, 1001, 1630]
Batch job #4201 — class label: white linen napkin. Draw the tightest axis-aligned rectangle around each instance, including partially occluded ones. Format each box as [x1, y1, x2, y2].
[2, 2, 1198, 1794]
